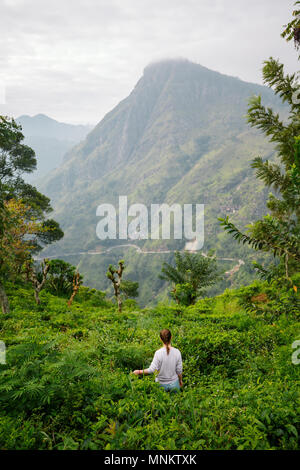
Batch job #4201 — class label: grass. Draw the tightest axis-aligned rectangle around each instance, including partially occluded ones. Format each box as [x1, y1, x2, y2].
[0, 279, 299, 450]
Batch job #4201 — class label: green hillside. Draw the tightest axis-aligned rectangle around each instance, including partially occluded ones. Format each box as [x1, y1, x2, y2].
[38, 59, 286, 305]
[1, 0, 299, 455]
[0, 277, 299, 450]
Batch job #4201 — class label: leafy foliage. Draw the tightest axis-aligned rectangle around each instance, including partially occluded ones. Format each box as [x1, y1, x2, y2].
[120, 280, 139, 299]
[219, 24, 300, 279]
[160, 251, 221, 305]
[45, 259, 82, 296]
[0, 278, 299, 450]
[282, 1, 300, 52]
[0, 115, 64, 313]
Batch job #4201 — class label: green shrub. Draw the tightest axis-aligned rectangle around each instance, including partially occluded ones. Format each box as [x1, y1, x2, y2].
[0, 278, 299, 450]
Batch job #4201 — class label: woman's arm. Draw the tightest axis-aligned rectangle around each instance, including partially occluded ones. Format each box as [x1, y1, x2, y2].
[177, 373, 183, 387]
[133, 351, 161, 376]
[133, 369, 149, 375]
[176, 352, 183, 387]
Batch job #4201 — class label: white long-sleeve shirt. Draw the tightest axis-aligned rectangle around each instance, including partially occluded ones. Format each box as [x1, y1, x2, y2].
[147, 346, 182, 384]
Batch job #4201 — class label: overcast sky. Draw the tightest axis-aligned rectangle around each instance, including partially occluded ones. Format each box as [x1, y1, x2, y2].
[0, 0, 298, 125]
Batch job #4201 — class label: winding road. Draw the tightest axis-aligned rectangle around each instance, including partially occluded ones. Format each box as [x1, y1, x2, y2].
[36, 243, 245, 277]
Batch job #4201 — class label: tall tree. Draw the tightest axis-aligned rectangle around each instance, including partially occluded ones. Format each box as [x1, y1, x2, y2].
[0, 199, 46, 312]
[0, 116, 64, 312]
[0, 116, 63, 241]
[219, 4, 300, 279]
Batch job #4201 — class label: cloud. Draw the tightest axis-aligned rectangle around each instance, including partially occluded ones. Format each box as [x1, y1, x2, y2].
[0, 0, 298, 124]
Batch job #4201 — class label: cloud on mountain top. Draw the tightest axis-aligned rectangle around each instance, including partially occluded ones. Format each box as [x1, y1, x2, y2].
[0, 0, 298, 124]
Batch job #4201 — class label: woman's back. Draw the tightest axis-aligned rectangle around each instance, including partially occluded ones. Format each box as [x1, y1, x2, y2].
[148, 346, 182, 384]
[132, 329, 183, 390]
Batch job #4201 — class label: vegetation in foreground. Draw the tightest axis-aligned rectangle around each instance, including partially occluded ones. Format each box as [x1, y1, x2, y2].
[0, 277, 299, 450]
[0, 2, 299, 452]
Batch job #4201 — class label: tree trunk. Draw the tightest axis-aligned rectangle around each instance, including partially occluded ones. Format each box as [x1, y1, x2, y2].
[29, 259, 50, 305]
[0, 281, 10, 314]
[67, 272, 81, 307]
[34, 288, 41, 305]
[114, 284, 122, 312]
[117, 293, 122, 312]
[108, 260, 124, 313]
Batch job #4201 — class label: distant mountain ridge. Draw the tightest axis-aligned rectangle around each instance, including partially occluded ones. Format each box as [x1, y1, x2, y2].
[17, 114, 92, 181]
[37, 59, 286, 304]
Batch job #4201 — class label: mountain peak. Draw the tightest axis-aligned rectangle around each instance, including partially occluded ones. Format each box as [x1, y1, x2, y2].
[143, 58, 207, 78]
[17, 113, 54, 123]
[144, 58, 193, 70]
[39, 61, 283, 305]
[34, 113, 53, 121]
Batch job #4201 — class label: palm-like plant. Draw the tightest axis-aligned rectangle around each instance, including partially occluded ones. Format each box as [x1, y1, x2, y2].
[160, 251, 221, 305]
[219, 6, 300, 279]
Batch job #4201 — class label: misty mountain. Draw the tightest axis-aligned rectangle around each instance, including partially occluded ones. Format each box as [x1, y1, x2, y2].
[17, 114, 92, 181]
[38, 59, 285, 304]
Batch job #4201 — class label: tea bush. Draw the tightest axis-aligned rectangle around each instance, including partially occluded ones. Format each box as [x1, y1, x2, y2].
[0, 278, 299, 450]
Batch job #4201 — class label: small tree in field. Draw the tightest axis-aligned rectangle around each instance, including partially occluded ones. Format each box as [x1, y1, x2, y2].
[46, 259, 82, 296]
[160, 251, 221, 306]
[26, 259, 50, 305]
[120, 280, 139, 300]
[67, 272, 83, 307]
[106, 260, 125, 312]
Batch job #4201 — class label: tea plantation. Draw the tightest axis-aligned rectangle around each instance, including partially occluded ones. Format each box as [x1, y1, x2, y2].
[0, 278, 299, 450]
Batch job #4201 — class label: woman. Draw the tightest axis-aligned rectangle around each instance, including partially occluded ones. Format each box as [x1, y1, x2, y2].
[133, 329, 183, 391]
